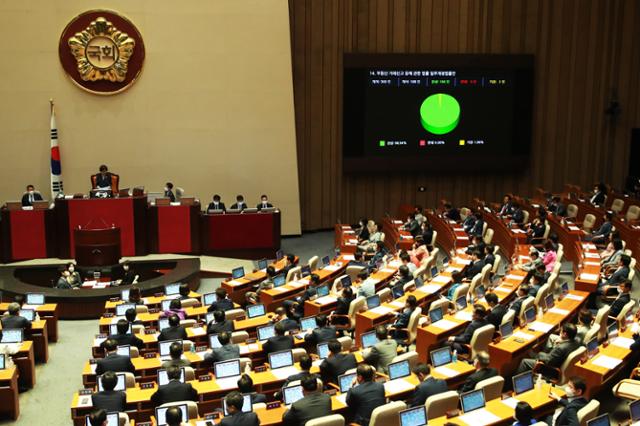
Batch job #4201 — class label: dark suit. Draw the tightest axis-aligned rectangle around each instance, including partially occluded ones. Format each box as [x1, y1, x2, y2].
[257, 202, 274, 210]
[512, 209, 525, 225]
[304, 326, 337, 346]
[517, 339, 579, 374]
[164, 190, 176, 202]
[282, 392, 332, 426]
[605, 266, 630, 286]
[459, 367, 498, 393]
[120, 269, 137, 285]
[446, 208, 461, 222]
[484, 253, 496, 267]
[91, 390, 126, 412]
[230, 202, 246, 210]
[609, 293, 631, 318]
[95, 353, 135, 375]
[278, 318, 300, 332]
[1, 315, 31, 331]
[319, 353, 357, 384]
[486, 305, 507, 329]
[207, 201, 226, 212]
[150, 380, 198, 406]
[205, 344, 240, 364]
[450, 319, 488, 354]
[101, 333, 143, 350]
[208, 299, 235, 313]
[21, 192, 43, 207]
[510, 296, 528, 317]
[590, 192, 606, 206]
[207, 320, 235, 335]
[464, 260, 484, 279]
[220, 411, 260, 426]
[469, 219, 485, 237]
[95, 173, 112, 188]
[405, 219, 421, 237]
[346, 381, 386, 425]
[412, 376, 448, 406]
[335, 296, 353, 316]
[158, 325, 188, 342]
[263, 335, 294, 355]
[552, 397, 588, 426]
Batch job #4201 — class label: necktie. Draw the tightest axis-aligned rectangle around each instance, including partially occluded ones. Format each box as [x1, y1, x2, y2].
[29, 194, 33, 203]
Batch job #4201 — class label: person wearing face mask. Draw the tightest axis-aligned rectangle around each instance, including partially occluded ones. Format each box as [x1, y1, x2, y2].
[117, 261, 139, 286]
[546, 376, 588, 426]
[207, 194, 226, 212]
[256, 194, 273, 210]
[21, 184, 43, 207]
[589, 183, 607, 207]
[66, 262, 82, 288]
[390, 295, 418, 343]
[230, 195, 246, 211]
[458, 351, 498, 393]
[608, 280, 632, 317]
[164, 182, 176, 202]
[94, 165, 112, 189]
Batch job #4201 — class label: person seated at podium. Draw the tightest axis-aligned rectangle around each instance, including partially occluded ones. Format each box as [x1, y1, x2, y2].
[56, 269, 75, 289]
[158, 314, 188, 342]
[207, 194, 226, 212]
[150, 365, 198, 406]
[178, 283, 191, 300]
[222, 391, 260, 426]
[21, 184, 43, 207]
[1, 303, 32, 331]
[162, 341, 192, 369]
[94, 165, 113, 189]
[125, 308, 144, 327]
[164, 182, 176, 202]
[257, 194, 274, 210]
[204, 331, 240, 364]
[230, 195, 247, 211]
[116, 261, 138, 286]
[66, 262, 82, 287]
[126, 286, 143, 305]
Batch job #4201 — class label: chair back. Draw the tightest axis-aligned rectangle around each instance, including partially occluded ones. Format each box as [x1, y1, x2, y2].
[347, 297, 366, 329]
[480, 263, 492, 288]
[337, 336, 354, 352]
[132, 324, 145, 335]
[626, 205, 640, 221]
[534, 284, 550, 309]
[180, 298, 199, 308]
[522, 210, 530, 224]
[577, 399, 600, 426]
[452, 283, 469, 301]
[475, 376, 504, 400]
[390, 351, 419, 371]
[306, 414, 345, 426]
[129, 346, 139, 358]
[118, 413, 130, 426]
[501, 309, 515, 326]
[519, 297, 535, 325]
[406, 307, 423, 344]
[331, 274, 349, 294]
[231, 331, 249, 344]
[567, 204, 578, 219]
[542, 222, 551, 240]
[239, 357, 252, 371]
[583, 214, 596, 232]
[582, 325, 599, 345]
[308, 256, 319, 271]
[346, 266, 365, 283]
[430, 230, 438, 247]
[370, 400, 406, 426]
[611, 198, 624, 213]
[483, 227, 494, 244]
[429, 299, 450, 316]
[468, 274, 482, 296]
[413, 264, 427, 279]
[423, 256, 437, 280]
[180, 319, 197, 328]
[594, 305, 611, 341]
[291, 347, 308, 363]
[546, 272, 559, 295]
[559, 346, 586, 384]
[491, 254, 502, 276]
[425, 390, 459, 419]
[183, 366, 195, 381]
[470, 324, 495, 357]
[377, 287, 392, 304]
[286, 266, 301, 283]
[135, 305, 149, 314]
[159, 400, 198, 420]
[225, 308, 246, 321]
[616, 299, 637, 323]
[123, 372, 136, 388]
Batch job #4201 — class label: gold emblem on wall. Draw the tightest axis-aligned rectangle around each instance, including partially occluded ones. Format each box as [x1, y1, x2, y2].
[68, 17, 135, 82]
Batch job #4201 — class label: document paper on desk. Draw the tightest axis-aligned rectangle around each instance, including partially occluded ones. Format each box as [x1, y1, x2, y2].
[592, 355, 623, 370]
[458, 408, 501, 426]
[564, 293, 584, 301]
[384, 378, 414, 394]
[579, 273, 600, 281]
[454, 311, 473, 321]
[584, 252, 600, 259]
[431, 319, 459, 331]
[216, 375, 242, 389]
[506, 274, 523, 281]
[528, 321, 554, 333]
[369, 306, 395, 316]
[431, 275, 451, 284]
[501, 397, 520, 409]
[512, 331, 536, 341]
[548, 307, 570, 315]
[389, 300, 405, 308]
[323, 265, 341, 272]
[434, 365, 459, 377]
[415, 284, 444, 295]
[611, 337, 635, 349]
[77, 395, 93, 408]
[335, 393, 348, 405]
[314, 296, 337, 305]
[271, 366, 302, 380]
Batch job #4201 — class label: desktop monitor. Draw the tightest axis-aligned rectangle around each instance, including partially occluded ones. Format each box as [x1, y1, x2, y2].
[116, 345, 131, 357]
[430, 347, 452, 368]
[429, 307, 443, 323]
[214, 359, 241, 379]
[165, 283, 181, 296]
[460, 389, 486, 413]
[25, 293, 45, 305]
[232, 267, 245, 280]
[1, 329, 23, 344]
[283, 385, 304, 406]
[524, 306, 536, 324]
[322, 256, 331, 267]
[157, 368, 185, 386]
[338, 372, 357, 393]
[203, 292, 217, 305]
[388, 360, 411, 381]
[512, 371, 534, 395]
[392, 285, 405, 299]
[209, 334, 222, 349]
[205, 312, 215, 325]
[223, 394, 252, 416]
[159, 340, 182, 357]
[456, 296, 468, 311]
[273, 274, 286, 287]
[161, 300, 173, 312]
[19, 309, 35, 322]
[366, 295, 381, 309]
[98, 373, 126, 392]
[316, 285, 330, 298]
[586, 414, 611, 426]
[500, 322, 514, 339]
[155, 404, 187, 426]
[158, 318, 170, 331]
[120, 289, 130, 301]
[257, 259, 268, 270]
[115, 303, 135, 317]
[247, 304, 266, 319]
[317, 343, 330, 360]
[85, 413, 119, 426]
[257, 325, 276, 341]
[269, 350, 294, 370]
[361, 331, 379, 349]
[399, 406, 427, 426]
[300, 317, 316, 331]
[276, 250, 284, 261]
[630, 400, 640, 423]
[109, 323, 132, 335]
[544, 293, 555, 311]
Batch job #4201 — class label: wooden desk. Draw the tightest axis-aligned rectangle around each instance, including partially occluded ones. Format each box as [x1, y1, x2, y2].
[220, 258, 291, 305]
[335, 224, 358, 255]
[104, 292, 201, 313]
[11, 341, 36, 389]
[0, 366, 19, 420]
[0, 302, 59, 342]
[382, 217, 414, 252]
[27, 319, 49, 363]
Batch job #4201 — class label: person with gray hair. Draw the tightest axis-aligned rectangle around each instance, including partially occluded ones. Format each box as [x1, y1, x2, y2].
[1, 302, 31, 331]
[458, 351, 498, 393]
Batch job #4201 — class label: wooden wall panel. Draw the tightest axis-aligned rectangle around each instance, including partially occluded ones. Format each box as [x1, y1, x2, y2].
[289, 0, 640, 231]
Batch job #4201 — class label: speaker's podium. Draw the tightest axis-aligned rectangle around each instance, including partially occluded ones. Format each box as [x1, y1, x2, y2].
[73, 224, 121, 267]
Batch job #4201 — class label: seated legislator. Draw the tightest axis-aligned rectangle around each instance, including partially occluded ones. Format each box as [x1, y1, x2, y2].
[598, 254, 631, 296]
[257, 194, 274, 210]
[66, 263, 82, 288]
[177, 283, 191, 300]
[207, 194, 226, 212]
[509, 285, 531, 321]
[164, 182, 176, 202]
[160, 299, 187, 320]
[548, 196, 568, 217]
[263, 322, 294, 355]
[458, 351, 498, 393]
[546, 376, 588, 426]
[304, 314, 337, 346]
[355, 271, 376, 298]
[126, 286, 144, 305]
[56, 269, 74, 289]
[1, 302, 32, 331]
[95, 339, 135, 375]
[87, 409, 109, 426]
[345, 364, 386, 425]
[164, 407, 185, 426]
[443, 203, 461, 222]
[282, 354, 316, 389]
[91, 371, 127, 413]
[158, 314, 188, 342]
[116, 261, 138, 286]
[91, 164, 119, 194]
[513, 401, 535, 426]
[207, 288, 234, 312]
[390, 295, 419, 343]
[21, 184, 43, 207]
[282, 375, 332, 426]
[151, 365, 198, 406]
[207, 310, 234, 335]
[585, 211, 613, 244]
[446, 305, 488, 354]
[607, 280, 632, 317]
[334, 286, 355, 316]
[221, 391, 260, 426]
[411, 363, 448, 406]
[403, 213, 421, 237]
[516, 323, 579, 375]
[278, 304, 301, 331]
[589, 183, 607, 207]
[319, 339, 357, 385]
[204, 331, 240, 364]
[485, 293, 507, 329]
[230, 195, 247, 210]
[463, 250, 486, 280]
[498, 195, 514, 216]
[162, 341, 192, 369]
[363, 325, 398, 374]
[237, 374, 267, 404]
[100, 319, 143, 350]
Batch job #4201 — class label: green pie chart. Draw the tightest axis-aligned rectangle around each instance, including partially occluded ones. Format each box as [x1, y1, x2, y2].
[420, 93, 461, 135]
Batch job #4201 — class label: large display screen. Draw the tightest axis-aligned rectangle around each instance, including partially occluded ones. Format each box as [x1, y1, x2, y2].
[343, 54, 534, 172]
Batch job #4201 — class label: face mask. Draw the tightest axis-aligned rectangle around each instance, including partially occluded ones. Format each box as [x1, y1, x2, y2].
[164, 187, 169, 192]
[564, 385, 575, 398]
[69, 266, 74, 272]
[262, 199, 267, 204]
[28, 190, 34, 195]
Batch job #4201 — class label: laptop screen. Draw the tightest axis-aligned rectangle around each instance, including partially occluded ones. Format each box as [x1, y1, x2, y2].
[317, 343, 329, 360]
[322, 256, 331, 267]
[0, 329, 23, 343]
[85, 413, 119, 426]
[257, 325, 276, 341]
[392, 285, 405, 299]
[545, 294, 555, 310]
[258, 259, 268, 270]
[155, 404, 187, 426]
[512, 372, 534, 395]
[115, 303, 135, 317]
[247, 304, 266, 319]
[461, 389, 486, 413]
[269, 350, 293, 369]
[223, 394, 252, 416]
[630, 400, 640, 422]
[399, 406, 427, 426]
[232, 267, 245, 279]
[276, 250, 284, 261]
[273, 274, 286, 287]
[301, 265, 311, 277]
[25, 293, 45, 305]
[209, 334, 222, 349]
[159, 340, 182, 357]
[429, 307, 443, 323]
[165, 283, 180, 295]
[300, 317, 316, 331]
[157, 368, 185, 386]
[500, 322, 513, 338]
[215, 359, 241, 379]
[205, 312, 215, 325]
[283, 385, 304, 405]
[431, 266, 439, 278]
[608, 322, 618, 338]
[524, 307, 536, 324]
[203, 292, 217, 305]
[341, 276, 352, 287]
[430, 347, 452, 367]
[120, 289, 130, 301]
[338, 372, 357, 393]
[366, 295, 381, 309]
[116, 345, 130, 357]
[475, 284, 486, 298]
[161, 299, 173, 312]
[110, 323, 132, 336]
[361, 331, 379, 349]
[561, 282, 569, 294]
[586, 338, 598, 355]
[388, 360, 411, 380]
[414, 276, 424, 288]
[98, 373, 126, 392]
[19, 309, 35, 322]
[0, 354, 5, 370]
[456, 296, 468, 310]
[158, 318, 170, 331]
[316, 285, 330, 297]
[586, 414, 611, 426]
